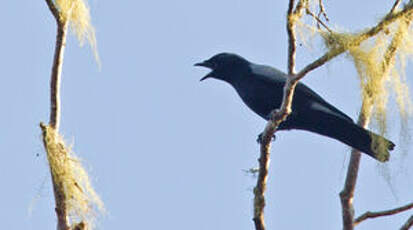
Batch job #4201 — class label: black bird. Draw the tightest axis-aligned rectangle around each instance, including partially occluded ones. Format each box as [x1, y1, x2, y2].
[195, 53, 395, 162]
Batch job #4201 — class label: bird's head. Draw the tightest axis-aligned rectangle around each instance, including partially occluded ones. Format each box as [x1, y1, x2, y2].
[194, 53, 250, 82]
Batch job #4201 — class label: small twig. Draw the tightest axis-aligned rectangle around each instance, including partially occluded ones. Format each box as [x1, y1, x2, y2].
[390, 0, 403, 15]
[49, 20, 68, 132]
[354, 202, 413, 225]
[306, 8, 333, 33]
[401, 215, 413, 230]
[317, 0, 329, 22]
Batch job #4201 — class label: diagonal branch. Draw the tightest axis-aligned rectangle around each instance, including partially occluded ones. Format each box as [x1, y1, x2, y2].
[297, 0, 413, 79]
[355, 202, 413, 225]
[317, 0, 329, 22]
[45, 0, 60, 23]
[401, 215, 413, 230]
[306, 8, 333, 33]
[390, 0, 402, 15]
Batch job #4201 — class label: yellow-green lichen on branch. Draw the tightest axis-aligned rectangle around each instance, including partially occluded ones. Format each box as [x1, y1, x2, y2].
[40, 123, 104, 229]
[54, 0, 100, 66]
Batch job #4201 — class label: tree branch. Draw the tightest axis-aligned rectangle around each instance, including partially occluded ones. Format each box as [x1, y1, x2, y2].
[287, 0, 308, 74]
[286, 0, 296, 75]
[354, 202, 413, 225]
[390, 0, 402, 15]
[306, 8, 333, 33]
[297, 0, 413, 79]
[317, 0, 329, 22]
[44, 1, 71, 229]
[45, 0, 60, 22]
[253, 1, 413, 230]
[401, 215, 413, 230]
[41, 122, 71, 230]
[253, 1, 313, 229]
[49, 20, 68, 132]
[340, 104, 371, 230]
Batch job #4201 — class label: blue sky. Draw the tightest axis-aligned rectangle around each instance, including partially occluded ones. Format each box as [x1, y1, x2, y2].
[1, 0, 412, 229]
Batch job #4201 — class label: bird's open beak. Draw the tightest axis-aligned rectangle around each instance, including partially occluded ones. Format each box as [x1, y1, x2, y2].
[194, 61, 214, 81]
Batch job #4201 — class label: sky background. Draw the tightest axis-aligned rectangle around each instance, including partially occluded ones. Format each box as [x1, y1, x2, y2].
[1, 0, 413, 229]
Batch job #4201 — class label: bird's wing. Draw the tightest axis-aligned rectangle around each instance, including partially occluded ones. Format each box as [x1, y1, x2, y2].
[250, 64, 354, 123]
[249, 64, 287, 83]
[295, 81, 354, 123]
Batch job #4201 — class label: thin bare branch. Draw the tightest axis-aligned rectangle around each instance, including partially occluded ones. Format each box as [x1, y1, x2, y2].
[45, 0, 60, 22]
[286, 0, 308, 74]
[340, 152, 361, 230]
[287, 0, 297, 75]
[253, 1, 305, 229]
[253, 136, 272, 230]
[287, 0, 295, 15]
[401, 215, 413, 230]
[339, 106, 370, 230]
[306, 8, 333, 33]
[318, 0, 329, 22]
[354, 202, 413, 225]
[44, 0, 71, 229]
[391, 0, 403, 15]
[49, 21, 68, 132]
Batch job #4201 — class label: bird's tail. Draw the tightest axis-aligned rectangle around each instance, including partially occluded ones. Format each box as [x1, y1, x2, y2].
[284, 113, 395, 162]
[334, 123, 395, 162]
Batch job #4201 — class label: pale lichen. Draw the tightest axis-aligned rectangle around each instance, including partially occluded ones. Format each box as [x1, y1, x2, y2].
[55, 0, 100, 66]
[41, 124, 104, 229]
[320, 15, 413, 151]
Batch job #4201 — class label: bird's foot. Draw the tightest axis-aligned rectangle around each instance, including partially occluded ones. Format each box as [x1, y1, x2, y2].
[256, 133, 276, 144]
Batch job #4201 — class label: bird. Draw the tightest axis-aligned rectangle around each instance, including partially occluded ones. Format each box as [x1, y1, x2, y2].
[194, 53, 395, 162]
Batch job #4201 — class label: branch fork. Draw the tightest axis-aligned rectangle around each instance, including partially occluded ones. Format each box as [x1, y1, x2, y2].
[252, 1, 413, 230]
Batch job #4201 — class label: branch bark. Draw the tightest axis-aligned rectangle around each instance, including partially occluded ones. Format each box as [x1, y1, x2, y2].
[43, 1, 71, 229]
[354, 202, 413, 226]
[286, 0, 296, 75]
[49, 21, 68, 131]
[401, 215, 413, 230]
[340, 106, 371, 230]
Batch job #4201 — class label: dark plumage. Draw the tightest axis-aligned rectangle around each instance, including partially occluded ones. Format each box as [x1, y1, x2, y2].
[195, 53, 395, 162]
